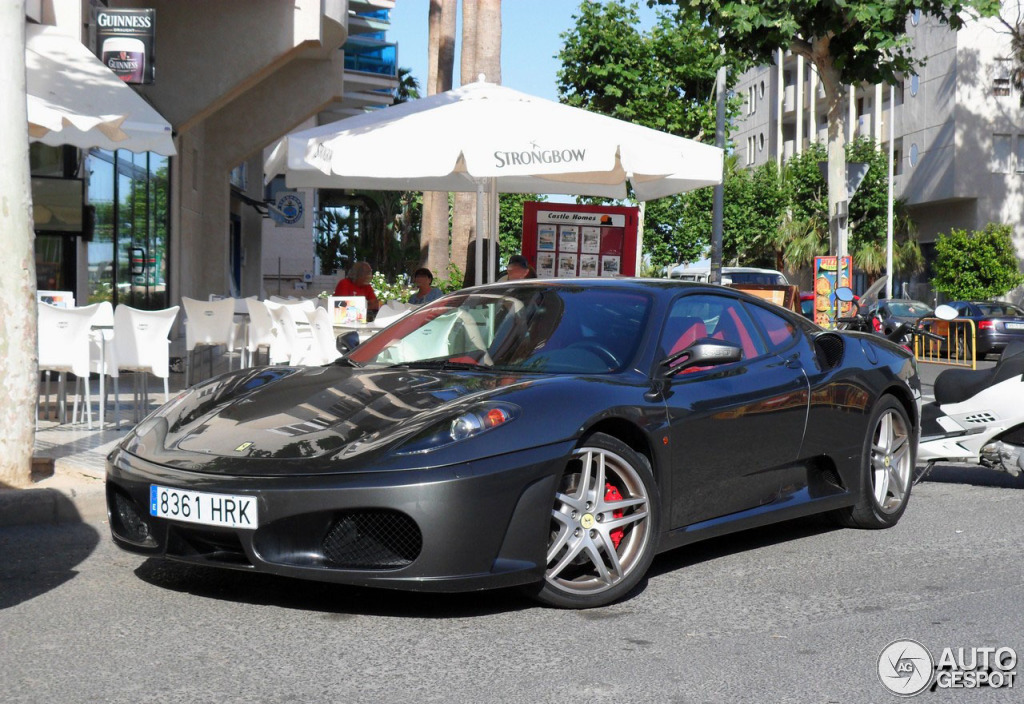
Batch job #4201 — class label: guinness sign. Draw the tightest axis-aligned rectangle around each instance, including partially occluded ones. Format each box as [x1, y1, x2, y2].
[92, 8, 156, 84]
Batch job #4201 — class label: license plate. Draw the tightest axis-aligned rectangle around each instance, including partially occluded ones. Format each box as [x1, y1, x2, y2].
[150, 485, 258, 529]
[1005, 322, 1024, 330]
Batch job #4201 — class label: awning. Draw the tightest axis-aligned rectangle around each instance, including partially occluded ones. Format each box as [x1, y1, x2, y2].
[25, 24, 175, 155]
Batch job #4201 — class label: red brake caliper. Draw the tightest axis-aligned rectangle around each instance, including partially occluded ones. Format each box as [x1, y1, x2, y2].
[604, 483, 625, 549]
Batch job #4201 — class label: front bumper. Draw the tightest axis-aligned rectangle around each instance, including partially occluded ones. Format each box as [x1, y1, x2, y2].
[106, 441, 573, 592]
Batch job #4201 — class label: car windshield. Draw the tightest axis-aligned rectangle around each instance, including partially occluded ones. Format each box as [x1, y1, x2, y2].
[727, 271, 788, 285]
[348, 286, 652, 374]
[886, 301, 931, 317]
[976, 303, 1024, 316]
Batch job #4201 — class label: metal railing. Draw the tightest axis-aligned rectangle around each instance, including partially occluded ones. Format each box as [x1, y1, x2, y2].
[915, 317, 976, 369]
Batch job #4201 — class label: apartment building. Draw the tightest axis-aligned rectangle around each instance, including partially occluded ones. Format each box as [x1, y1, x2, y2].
[732, 5, 1024, 302]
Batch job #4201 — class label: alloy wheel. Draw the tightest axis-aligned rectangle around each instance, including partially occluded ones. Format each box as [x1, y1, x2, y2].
[546, 445, 651, 597]
[870, 408, 912, 513]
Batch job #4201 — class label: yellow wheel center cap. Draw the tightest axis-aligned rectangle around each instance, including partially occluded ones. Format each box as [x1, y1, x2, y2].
[884, 455, 891, 467]
[580, 513, 595, 530]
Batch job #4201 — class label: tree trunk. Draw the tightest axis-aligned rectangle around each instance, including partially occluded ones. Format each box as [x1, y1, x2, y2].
[451, 0, 501, 284]
[807, 38, 848, 258]
[0, 3, 39, 488]
[421, 0, 456, 277]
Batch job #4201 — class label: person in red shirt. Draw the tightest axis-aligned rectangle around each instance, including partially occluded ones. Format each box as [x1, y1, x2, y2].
[334, 261, 380, 317]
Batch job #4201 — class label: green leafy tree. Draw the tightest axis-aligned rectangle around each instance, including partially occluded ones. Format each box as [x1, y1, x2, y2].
[557, 1, 746, 266]
[931, 223, 1024, 300]
[498, 193, 546, 265]
[778, 139, 922, 276]
[670, 158, 787, 269]
[656, 0, 1001, 256]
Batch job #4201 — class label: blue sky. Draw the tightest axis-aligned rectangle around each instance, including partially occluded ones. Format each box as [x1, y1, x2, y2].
[388, 0, 659, 101]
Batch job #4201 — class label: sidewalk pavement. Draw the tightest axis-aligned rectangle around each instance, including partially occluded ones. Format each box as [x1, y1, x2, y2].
[0, 355, 993, 529]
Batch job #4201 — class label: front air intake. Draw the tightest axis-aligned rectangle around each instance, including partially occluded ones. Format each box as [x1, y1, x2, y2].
[322, 510, 422, 570]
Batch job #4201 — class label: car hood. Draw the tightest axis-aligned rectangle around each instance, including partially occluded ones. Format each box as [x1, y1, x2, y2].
[121, 364, 539, 474]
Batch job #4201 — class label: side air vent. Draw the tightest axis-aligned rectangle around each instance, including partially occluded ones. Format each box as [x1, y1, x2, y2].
[813, 332, 845, 370]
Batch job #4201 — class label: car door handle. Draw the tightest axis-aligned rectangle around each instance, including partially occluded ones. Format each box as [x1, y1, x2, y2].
[783, 354, 802, 370]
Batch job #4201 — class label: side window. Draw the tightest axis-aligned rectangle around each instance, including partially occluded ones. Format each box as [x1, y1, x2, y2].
[661, 294, 767, 360]
[745, 302, 798, 352]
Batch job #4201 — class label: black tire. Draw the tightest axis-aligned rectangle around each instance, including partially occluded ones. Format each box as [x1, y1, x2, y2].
[834, 396, 914, 529]
[528, 432, 660, 609]
[955, 336, 972, 362]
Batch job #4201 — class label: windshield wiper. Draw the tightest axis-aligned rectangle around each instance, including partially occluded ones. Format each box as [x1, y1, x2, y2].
[401, 359, 487, 371]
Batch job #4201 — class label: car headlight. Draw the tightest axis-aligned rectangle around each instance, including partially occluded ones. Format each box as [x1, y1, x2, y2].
[396, 403, 519, 455]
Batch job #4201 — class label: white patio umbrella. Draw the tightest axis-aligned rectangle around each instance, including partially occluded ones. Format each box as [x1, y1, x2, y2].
[265, 79, 722, 283]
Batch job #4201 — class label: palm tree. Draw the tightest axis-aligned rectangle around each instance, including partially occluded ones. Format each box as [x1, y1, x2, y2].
[421, 0, 456, 277]
[393, 67, 420, 104]
[451, 0, 501, 284]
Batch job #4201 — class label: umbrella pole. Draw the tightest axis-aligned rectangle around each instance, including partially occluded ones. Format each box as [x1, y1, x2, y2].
[489, 178, 498, 284]
[475, 181, 484, 286]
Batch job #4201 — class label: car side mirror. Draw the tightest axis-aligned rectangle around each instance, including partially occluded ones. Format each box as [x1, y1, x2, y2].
[660, 338, 742, 377]
[335, 331, 361, 354]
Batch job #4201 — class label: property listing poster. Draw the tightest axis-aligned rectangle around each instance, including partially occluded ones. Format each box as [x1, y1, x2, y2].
[519, 203, 640, 279]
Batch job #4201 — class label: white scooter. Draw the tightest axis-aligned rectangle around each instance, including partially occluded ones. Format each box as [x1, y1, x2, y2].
[917, 306, 1024, 479]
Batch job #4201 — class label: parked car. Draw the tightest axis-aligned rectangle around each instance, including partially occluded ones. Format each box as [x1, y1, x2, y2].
[869, 299, 934, 337]
[668, 265, 789, 286]
[945, 300, 1024, 358]
[107, 279, 921, 609]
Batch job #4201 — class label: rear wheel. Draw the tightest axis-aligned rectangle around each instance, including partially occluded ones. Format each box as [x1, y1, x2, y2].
[530, 433, 659, 609]
[834, 396, 914, 529]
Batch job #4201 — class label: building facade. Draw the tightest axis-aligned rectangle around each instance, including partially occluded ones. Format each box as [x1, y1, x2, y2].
[732, 5, 1024, 303]
[27, 0, 397, 326]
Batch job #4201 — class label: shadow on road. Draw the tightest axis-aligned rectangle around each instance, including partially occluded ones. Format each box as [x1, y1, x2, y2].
[0, 516, 100, 610]
[133, 558, 534, 617]
[917, 463, 1024, 489]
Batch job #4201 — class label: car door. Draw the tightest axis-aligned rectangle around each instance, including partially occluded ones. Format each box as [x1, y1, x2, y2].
[659, 293, 809, 528]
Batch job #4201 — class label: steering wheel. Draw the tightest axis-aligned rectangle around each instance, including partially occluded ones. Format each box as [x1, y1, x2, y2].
[565, 341, 619, 368]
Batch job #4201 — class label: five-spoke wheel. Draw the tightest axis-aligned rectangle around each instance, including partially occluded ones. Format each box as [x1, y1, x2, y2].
[533, 433, 659, 608]
[834, 396, 914, 528]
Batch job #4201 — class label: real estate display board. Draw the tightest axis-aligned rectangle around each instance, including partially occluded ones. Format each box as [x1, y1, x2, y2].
[521, 202, 639, 278]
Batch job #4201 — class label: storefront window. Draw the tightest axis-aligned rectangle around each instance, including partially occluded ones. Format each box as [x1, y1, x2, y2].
[86, 150, 169, 309]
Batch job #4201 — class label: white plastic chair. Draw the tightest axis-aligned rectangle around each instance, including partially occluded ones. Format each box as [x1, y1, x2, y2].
[266, 301, 313, 365]
[110, 305, 180, 426]
[37, 303, 96, 427]
[371, 303, 411, 329]
[245, 299, 288, 366]
[272, 297, 316, 332]
[182, 296, 242, 385]
[305, 307, 342, 365]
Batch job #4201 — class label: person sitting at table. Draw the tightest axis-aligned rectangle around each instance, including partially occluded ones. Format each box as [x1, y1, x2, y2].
[409, 267, 443, 305]
[334, 261, 380, 318]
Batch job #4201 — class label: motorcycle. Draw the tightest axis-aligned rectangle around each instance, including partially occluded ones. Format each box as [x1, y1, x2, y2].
[833, 282, 943, 352]
[917, 334, 1024, 479]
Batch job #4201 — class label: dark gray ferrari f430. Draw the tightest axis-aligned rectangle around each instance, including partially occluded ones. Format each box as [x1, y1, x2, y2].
[107, 279, 922, 608]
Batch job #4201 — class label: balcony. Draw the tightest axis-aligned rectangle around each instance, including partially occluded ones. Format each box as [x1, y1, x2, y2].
[343, 36, 396, 77]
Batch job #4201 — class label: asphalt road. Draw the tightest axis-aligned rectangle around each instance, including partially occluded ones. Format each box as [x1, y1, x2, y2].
[2, 467, 1022, 704]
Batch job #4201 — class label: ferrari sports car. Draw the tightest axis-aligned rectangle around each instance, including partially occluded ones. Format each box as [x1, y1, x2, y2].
[107, 280, 922, 608]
